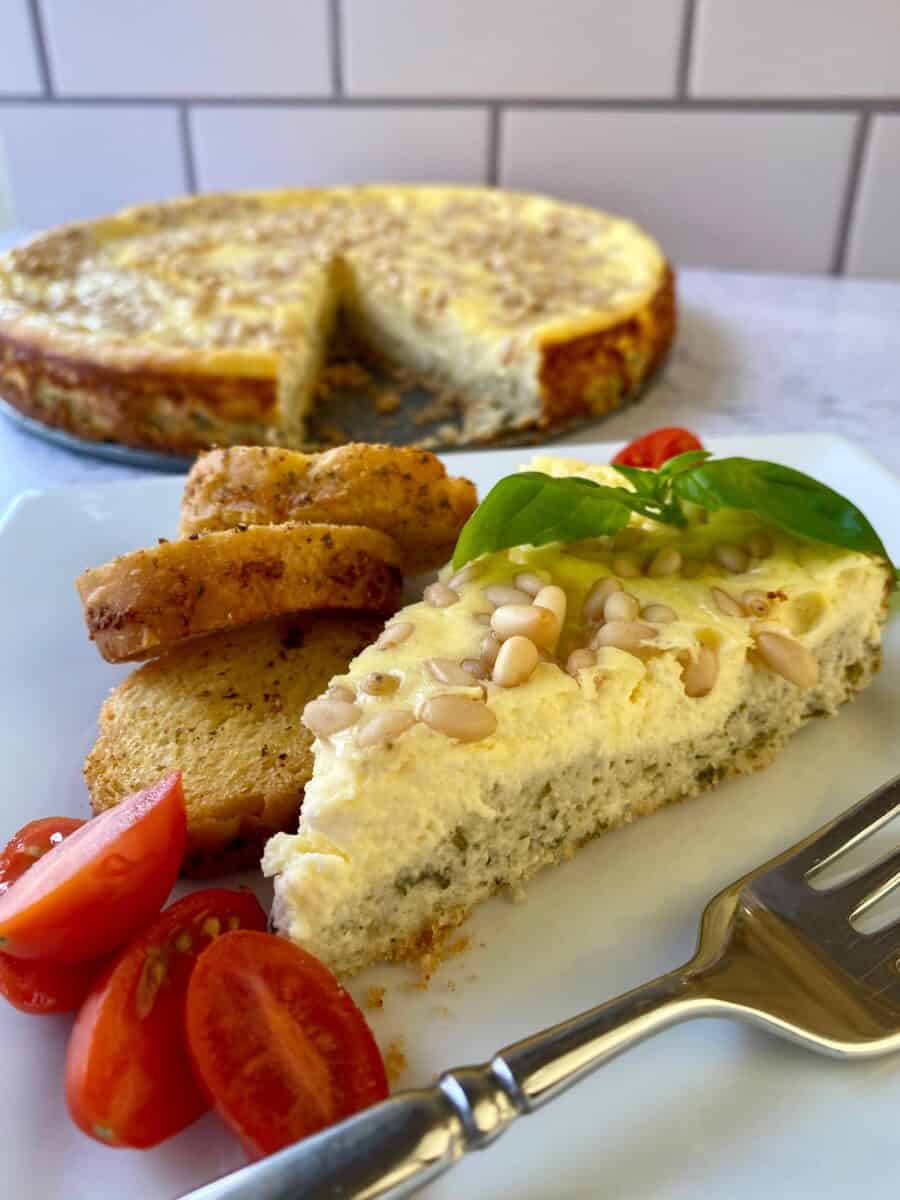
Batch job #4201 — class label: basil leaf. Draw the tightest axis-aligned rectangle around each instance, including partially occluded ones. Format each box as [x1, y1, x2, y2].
[608, 463, 660, 498]
[452, 473, 634, 568]
[672, 458, 891, 562]
[658, 449, 712, 478]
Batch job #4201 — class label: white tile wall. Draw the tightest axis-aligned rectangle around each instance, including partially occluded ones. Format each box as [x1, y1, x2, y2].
[846, 117, 900, 278]
[40, 0, 331, 97]
[692, 0, 900, 98]
[0, 1, 43, 95]
[191, 107, 488, 192]
[0, 0, 898, 275]
[343, 0, 682, 98]
[501, 110, 856, 273]
[0, 106, 186, 227]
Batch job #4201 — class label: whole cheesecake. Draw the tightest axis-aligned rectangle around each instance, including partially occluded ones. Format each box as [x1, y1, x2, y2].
[0, 186, 675, 455]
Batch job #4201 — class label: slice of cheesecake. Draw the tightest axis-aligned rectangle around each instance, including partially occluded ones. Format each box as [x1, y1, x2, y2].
[263, 457, 890, 977]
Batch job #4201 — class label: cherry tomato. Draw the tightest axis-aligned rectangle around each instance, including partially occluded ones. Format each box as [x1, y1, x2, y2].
[186, 931, 388, 1160]
[65, 888, 267, 1149]
[0, 772, 186, 963]
[612, 427, 704, 469]
[0, 818, 86, 893]
[0, 953, 102, 1015]
[0, 818, 104, 1014]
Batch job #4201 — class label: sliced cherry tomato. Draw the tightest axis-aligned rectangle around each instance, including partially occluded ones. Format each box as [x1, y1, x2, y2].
[0, 817, 104, 1014]
[612, 426, 704, 469]
[0, 772, 186, 963]
[65, 887, 267, 1149]
[186, 930, 389, 1160]
[0, 953, 102, 1015]
[0, 818, 86, 893]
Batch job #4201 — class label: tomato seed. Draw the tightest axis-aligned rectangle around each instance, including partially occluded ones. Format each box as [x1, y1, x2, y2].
[135, 954, 167, 1020]
[227, 916, 241, 930]
[202, 917, 221, 938]
[174, 931, 192, 953]
[92, 1124, 115, 1142]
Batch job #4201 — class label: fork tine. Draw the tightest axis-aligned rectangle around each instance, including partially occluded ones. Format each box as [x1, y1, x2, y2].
[788, 773, 900, 879]
[835, 847, 900, 918]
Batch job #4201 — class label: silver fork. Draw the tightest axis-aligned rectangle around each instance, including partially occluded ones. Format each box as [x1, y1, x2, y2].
[185, 773, 900, 1200]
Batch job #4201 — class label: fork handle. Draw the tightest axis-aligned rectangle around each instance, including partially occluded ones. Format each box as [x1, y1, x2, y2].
[182, 964, 709, 1200]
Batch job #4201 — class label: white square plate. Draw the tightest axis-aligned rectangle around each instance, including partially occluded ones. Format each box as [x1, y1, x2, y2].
[2, 434, 899, 1199]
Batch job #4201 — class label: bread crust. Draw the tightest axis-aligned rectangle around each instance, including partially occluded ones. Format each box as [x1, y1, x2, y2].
[179, 443, 477, 573]
[76, 522, 402, 663]
[85, 614, 382, 875]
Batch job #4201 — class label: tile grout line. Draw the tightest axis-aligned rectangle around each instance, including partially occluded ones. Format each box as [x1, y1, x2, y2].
[177, 104, 198, 194]
[2, 94, 900, 112]
[486, 105, 501, 185]
[25, 0, 54, 97]
[329, 0, 344, 97]
[831, 110, 871, 276]
[675, 0, 697, 100]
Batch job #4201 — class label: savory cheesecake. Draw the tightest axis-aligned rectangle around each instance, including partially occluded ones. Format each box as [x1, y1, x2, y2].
[263, 455, 891, 977]
[0, 187, 674, 455]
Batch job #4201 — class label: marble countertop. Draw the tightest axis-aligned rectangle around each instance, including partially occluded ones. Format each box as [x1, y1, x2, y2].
[2, 262, 899, 515]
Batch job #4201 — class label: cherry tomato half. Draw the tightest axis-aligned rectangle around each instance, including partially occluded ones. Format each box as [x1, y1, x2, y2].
[65, 887, 267, 1149]
[0, 818, 86, 893]
[612, 427, 704, 469]
[186, 931, 389, 1160]
[0, 772, 186, 963]
[0, 818, 104, 1014]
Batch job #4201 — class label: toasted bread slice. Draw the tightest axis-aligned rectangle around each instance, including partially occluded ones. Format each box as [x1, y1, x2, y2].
[85, 614, 382, 876]
[178, 444, 477, 574]
[77, 522, 402, 663]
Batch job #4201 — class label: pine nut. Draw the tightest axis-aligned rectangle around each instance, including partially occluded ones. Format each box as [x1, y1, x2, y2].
[604, 590, 640, 621]
[754, 632, 819, 689]
[484, 584, 531, 608]
[647, 546, 682, 577]
[461, 657, 489, 679]
[592, 619, 657, 659]
[583, 577, 622, 622]
[613, 555, 642, 578]
[680, 645, 719, 698]
[515, 572, 547, 597]
[746, 530, 773, 559]
[480, 633, 501, 667]
[613, 527, 642, 549]
[358, 672, 400, 696]
[302, 698, 360, 737]
[642, 603, 676, 624]
[713, 543, 749, 574]
[376, 621, 414, 650]
[566, 648, 597, 676]
[491, 603, 559, 649]
[534, 584, 567, 626]
[493, 636, 540, 687]
[422, 695, 497, 742]
[711, 587, 744, 618]
[742, 589, 770, 617]
[325, 683, 356, 703]
[426, 658, 480, 686]
[424, 582, 459, 608]
[356, 709, 415, 749]
[448, 563, 477, 590]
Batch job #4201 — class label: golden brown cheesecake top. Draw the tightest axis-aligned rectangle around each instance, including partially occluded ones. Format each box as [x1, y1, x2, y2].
[0, 186, 667, 376]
